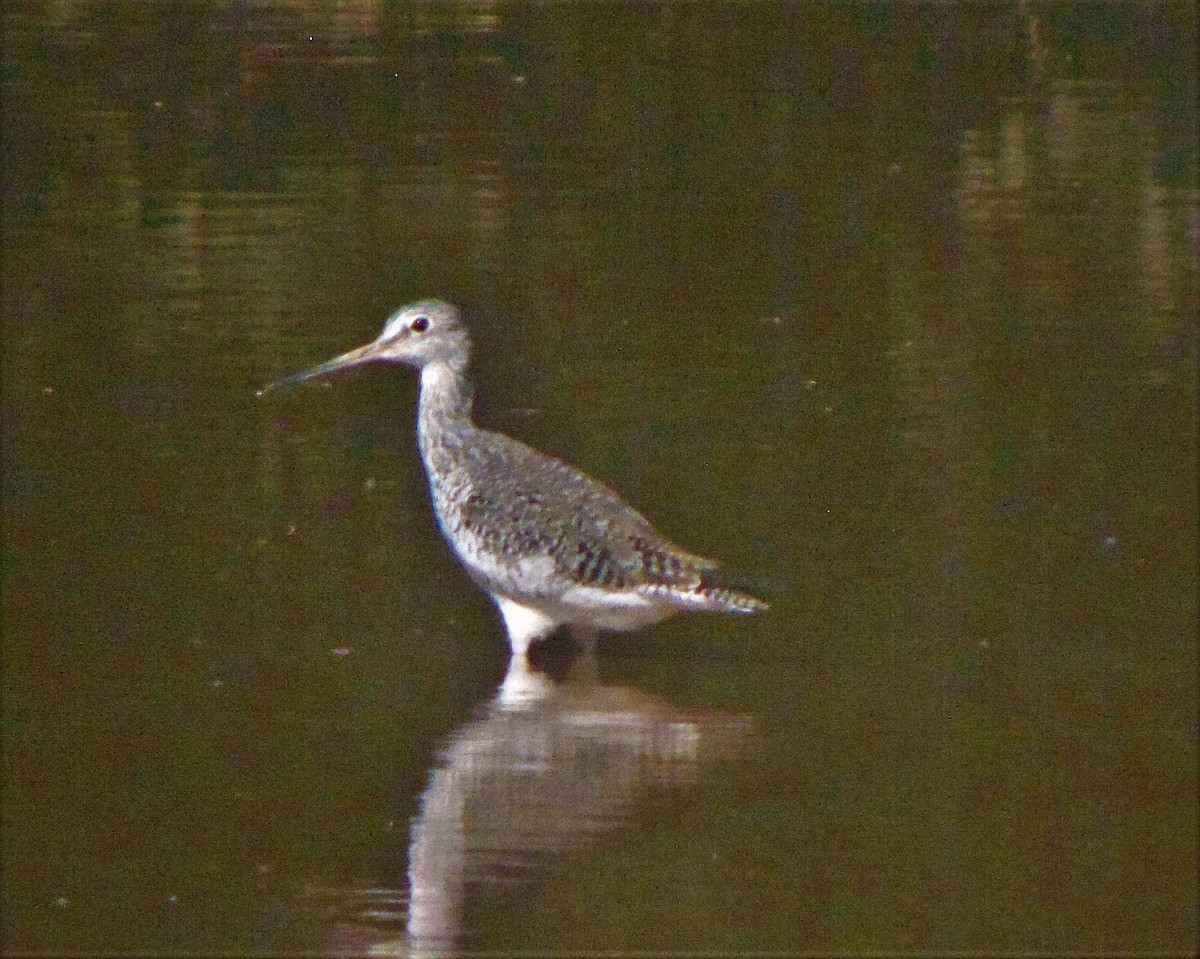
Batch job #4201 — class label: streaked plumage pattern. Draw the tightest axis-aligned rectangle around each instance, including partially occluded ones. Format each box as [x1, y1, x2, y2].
[263, 299, 767, 656]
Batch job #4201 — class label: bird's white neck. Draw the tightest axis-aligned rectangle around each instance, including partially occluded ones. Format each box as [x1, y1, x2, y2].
[417, 360, 475, 453]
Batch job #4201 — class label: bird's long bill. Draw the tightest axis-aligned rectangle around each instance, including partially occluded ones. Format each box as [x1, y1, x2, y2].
[256, 341, 384, 396]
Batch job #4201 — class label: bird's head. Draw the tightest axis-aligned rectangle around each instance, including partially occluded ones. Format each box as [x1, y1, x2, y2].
[259, 299, 469, 395]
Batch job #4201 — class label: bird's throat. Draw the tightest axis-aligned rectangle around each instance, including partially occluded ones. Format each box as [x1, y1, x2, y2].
[418, 361, 476, 451]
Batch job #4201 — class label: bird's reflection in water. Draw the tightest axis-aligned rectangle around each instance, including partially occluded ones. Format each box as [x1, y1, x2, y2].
[323, 643, 752, 957]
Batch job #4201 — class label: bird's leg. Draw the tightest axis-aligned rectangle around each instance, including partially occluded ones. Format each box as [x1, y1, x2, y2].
[493, 596, 557, 659]
[497, 654, 554, 705]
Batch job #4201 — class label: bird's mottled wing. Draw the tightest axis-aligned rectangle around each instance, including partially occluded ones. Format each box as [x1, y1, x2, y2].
[458, 429, 720, 590]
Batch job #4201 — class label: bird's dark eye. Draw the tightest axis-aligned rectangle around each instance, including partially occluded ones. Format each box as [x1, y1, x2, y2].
[411, 316, 430, 333]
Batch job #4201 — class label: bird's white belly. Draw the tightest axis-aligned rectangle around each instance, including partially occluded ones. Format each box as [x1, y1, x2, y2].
[554, 585, 675, 632]
[445, 525, 674, 633]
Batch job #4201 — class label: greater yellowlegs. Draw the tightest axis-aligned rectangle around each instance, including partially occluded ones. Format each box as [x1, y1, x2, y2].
[260, 300, 767, 657]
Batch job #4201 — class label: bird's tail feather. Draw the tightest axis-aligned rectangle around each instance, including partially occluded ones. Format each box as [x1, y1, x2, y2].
[638, 583, 769, 615]
[700, 586, 769, 615]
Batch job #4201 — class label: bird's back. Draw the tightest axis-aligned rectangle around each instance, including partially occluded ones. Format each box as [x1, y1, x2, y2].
[420, 422, 764, 615]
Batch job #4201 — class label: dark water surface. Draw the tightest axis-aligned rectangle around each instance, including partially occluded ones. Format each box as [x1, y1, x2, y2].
[3, 2, 1197, 955]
